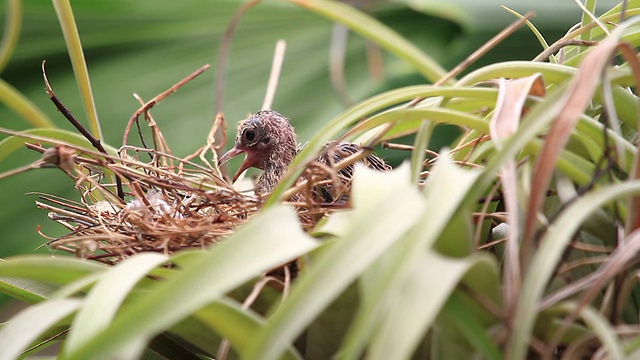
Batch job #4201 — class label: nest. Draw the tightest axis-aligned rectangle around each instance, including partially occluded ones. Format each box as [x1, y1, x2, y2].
[33, 147, 364, 265]
[29, 140, 254, 264]
[20, 65, 361, 265]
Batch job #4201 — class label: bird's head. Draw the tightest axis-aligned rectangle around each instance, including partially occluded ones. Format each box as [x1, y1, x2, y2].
[219, 109, 297, 182]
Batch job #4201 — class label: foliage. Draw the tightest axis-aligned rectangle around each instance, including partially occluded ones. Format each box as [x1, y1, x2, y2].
[1, 0, 640, 359]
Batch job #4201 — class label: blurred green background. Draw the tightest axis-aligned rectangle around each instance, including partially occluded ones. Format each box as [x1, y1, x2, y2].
[0, 0, 620, 259]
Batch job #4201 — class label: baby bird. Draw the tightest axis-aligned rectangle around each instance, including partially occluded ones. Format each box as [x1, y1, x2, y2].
[219, 109, 390, 198]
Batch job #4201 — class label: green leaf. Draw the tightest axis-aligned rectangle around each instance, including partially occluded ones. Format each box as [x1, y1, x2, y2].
[244, 164, 426, 360]
[287, 0, 449, 84]
[508, 181, 640, 360]
[64, 205, 318, 360]
[0, 256, 106, 285]
[193, 298, 302, 360]
[0, 0, 22, 73]
[63, 253, 170, 356]
[545, 302, 626, 359]
[0, 276, 59, 303]
[304, 283, 359, 360]
[368, 251, 496, 360]
[0, 298, 82, 360]
[51, 0, 102, 139]
[337, 152, 481, 359]
[442, 290, 502, 360]
[0, 128, 118, 163]
[0, 79, 54, 128]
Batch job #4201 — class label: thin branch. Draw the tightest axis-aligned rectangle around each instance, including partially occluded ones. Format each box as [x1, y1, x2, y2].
[42, 60, 107, 154]
[533, 39, 598, 62]
[122, 64, 211, 149]
[435, 12, 535, 86]
[405, 13, 535, 108]
[42, 60, 124, 199]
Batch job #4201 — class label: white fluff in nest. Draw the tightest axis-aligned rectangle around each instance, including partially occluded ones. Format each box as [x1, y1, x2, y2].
[126, 189, 183, 218]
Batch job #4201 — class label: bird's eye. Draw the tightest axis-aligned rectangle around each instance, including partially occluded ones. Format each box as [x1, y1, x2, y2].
[243, 129, 256, 142]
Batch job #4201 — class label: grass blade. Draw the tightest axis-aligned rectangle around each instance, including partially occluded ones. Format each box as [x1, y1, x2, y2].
[244, 165, 426, 360]
[0, 298, 82, 360]
[0, 277, 59, 303]
[508, 180, 640, 360]
[0, 0, 22, 73]
[287, 0, 449, 84]
[0, 79, 54, 128]
[63, 253, 169, 356]
[51, 0, 102, 139]
[64, 205, 318, 360]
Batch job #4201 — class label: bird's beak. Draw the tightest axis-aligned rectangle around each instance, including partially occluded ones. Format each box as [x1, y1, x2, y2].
[219, 146, 244, 167]
[218, 146, 255, 182]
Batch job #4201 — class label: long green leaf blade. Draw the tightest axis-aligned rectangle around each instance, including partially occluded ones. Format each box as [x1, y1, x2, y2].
[65, 205, 318, 360]
[509, 181, 640, 359]
[0, 298, 82, 360]
[244, 164, 426, 360]
[63, 253, 170, 356]
[51, 0, 102, 139]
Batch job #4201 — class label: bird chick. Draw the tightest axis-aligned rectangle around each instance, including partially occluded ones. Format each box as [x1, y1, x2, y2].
[219, 110, 297, 195]
[219, 109, 389, 197]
